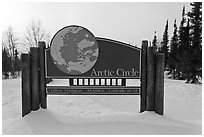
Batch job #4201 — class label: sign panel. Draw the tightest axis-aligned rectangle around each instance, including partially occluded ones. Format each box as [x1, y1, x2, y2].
[46, 26, 141, 78]
[45, 25, 141, 95]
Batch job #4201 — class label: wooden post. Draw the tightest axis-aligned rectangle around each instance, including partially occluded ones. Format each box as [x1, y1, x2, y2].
[69, 78, 73, 86]
[30, 47, 40, 111]
[122, 78, 126, 86]
[140, 40, 148, 112]
[146, 47, 156, 111]
[39, 42, 47, 109]
[155, 53, 165, 115]
[21, 54, 31, 117]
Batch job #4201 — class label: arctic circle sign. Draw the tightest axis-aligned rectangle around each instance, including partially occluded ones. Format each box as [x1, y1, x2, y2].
[50, 26, 99, 75]
[46, 25, 141, 78]
[21, 25, 165, 117]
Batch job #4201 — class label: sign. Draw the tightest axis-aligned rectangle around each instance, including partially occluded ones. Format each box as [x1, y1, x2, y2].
[45, 25, 141, 95]
[47, 86, 140, 95]
[46, 26, 141, 79]
[21, 25, 165, 117]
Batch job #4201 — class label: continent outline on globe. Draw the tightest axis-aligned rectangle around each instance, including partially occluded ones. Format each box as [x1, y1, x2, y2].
[50, 25, 99, 75]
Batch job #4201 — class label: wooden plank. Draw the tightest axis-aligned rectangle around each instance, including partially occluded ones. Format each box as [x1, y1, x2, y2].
[146, 47, 156, 111]
[38, 42, 47, 109]
[155, 53, 165, 115]
[140, 40, 148, 112]
[30, 47, 40, 111]
[21, 54, 31, 117]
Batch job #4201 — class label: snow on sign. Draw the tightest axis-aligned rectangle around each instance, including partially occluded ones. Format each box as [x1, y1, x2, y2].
[21, 25, 165, 117]
[45, 25, 141, 95]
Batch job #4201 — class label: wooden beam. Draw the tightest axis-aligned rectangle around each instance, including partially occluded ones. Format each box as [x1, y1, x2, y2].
[21, 54, 31, 117]
[30, 47, 40, 111]
[155, 53, 165, 115]
[140, 40, 148, 112]
[39, 41, 47, 109]
[146, 47, 156, 111]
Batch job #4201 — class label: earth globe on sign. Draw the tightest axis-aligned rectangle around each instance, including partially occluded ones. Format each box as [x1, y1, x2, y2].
[50, 26, 99, 75]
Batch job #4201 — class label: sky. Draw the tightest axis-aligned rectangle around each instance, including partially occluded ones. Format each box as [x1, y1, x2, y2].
[2, 2, 191, 48]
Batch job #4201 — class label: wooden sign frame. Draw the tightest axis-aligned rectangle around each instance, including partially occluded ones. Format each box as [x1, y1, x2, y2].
[21, 26, 164, 117]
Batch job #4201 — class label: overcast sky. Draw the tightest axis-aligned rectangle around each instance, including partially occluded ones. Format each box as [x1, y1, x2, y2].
[2, 2, 191, 47]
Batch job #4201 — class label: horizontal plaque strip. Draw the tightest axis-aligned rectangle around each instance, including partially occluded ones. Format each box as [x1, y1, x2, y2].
[46, 86, 140, 95]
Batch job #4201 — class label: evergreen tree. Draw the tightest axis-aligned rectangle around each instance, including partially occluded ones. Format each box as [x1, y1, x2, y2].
[14, 49, 21, 77]
[178, 6, 187, 54]
[159, 20, 169, 68]
[168, 19, 179, 79]
[152, 31, 158, 49]
[179, 19, 192, 82]
[2, 47, 11, 78]
[187, 2, 202, 83]
[178, 6, 188, 80]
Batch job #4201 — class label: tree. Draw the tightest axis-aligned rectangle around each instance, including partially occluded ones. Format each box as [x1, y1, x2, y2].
[178, 6, 188, 59]
[159, 20, 169, 68]
[168, 19, 179, 79]
[178, 18, 192, 81]
[14, 49, 21, 76]
[177, 6, 187, 80]
[2, 47, 11, 78]
[187, 2, 202, 83]
[24, 19, 50, 48]
[3, 26, 19, 78]
[152, 31, 158, 49]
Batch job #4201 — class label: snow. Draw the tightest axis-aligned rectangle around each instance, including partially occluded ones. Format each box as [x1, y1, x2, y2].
[2, 77, 202, 135]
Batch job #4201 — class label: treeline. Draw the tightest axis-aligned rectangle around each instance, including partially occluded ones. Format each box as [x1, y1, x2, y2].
[152, 2, 202, 84]
[2, 46, 21, 78]
[2, 3, 202, 83]
[2, 19, 50, 79]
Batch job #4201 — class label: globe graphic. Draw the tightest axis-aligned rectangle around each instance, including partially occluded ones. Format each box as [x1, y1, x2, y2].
[50, 26, 99, 75]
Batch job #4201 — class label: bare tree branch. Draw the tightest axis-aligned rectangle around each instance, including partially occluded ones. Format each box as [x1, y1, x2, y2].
[24, 19, 50, 47]
[2, 26, 19, 77]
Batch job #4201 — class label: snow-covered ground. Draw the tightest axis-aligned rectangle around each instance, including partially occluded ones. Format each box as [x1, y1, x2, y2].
[2, 77, 202, 135]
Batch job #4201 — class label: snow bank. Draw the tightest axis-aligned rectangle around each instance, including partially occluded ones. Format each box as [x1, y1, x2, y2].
[2, 78, 202, 135]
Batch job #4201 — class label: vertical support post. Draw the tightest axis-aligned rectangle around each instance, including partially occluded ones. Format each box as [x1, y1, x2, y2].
[69, 78, 73, 86]
[22, 54, 31, 117]
[146, 47, 156, 111]
[155, 53, 165, 115]
[140, 40, 148, 112]
[39, 41, 47, 109]
[122, 78, 126, 86]
[30, 47, 40, 111]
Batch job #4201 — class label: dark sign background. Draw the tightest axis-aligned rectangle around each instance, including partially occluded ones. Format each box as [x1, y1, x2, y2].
[46, 37, 141, 78]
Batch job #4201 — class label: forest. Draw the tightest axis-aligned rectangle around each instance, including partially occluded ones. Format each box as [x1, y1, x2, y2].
[2, 2, 202, 84]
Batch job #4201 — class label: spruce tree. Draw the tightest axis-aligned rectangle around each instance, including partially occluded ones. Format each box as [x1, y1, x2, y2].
[187, 2, 202, 83]
[159, 20, 169, 68]
[178, 6, 188, 80]
[180, 19, 192, 82]
[2, 47, 11, 78]
[152, 31, 158, 49]
[178, 6, 187, 54]
[169, 19, 179, 79]
[14, 49, 20, 77]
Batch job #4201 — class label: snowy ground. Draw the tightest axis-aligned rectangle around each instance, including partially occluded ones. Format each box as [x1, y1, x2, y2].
[2, 77, 202, 135]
